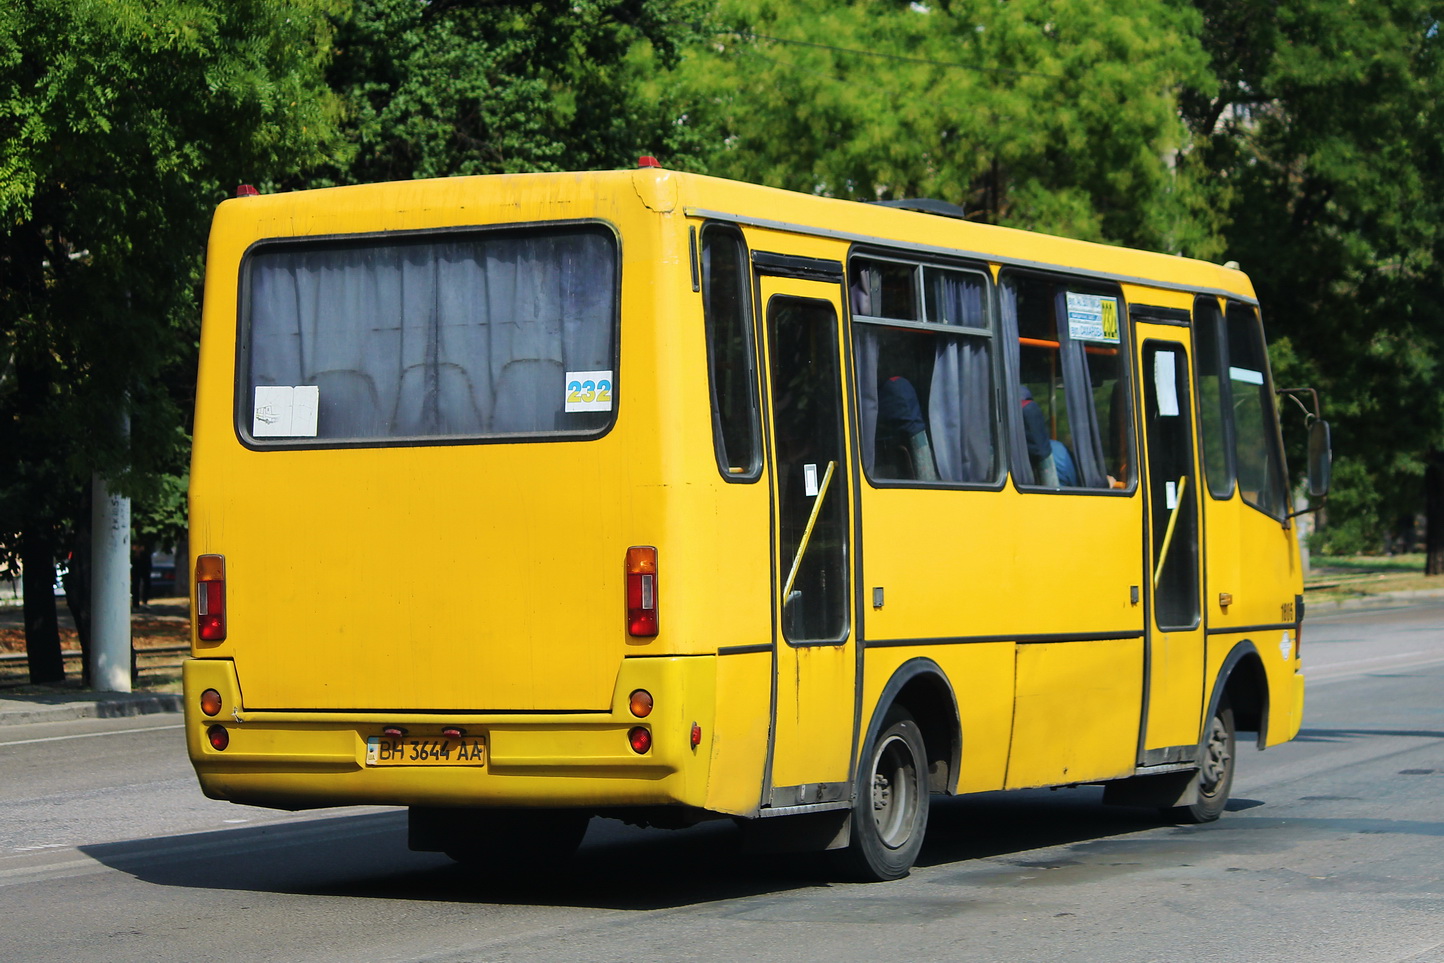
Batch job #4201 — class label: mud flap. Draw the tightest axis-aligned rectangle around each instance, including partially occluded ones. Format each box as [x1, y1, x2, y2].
[741, 809, 851, 853]
[1101, 769, 1199, 809]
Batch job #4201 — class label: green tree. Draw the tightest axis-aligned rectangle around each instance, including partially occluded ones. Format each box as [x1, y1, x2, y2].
[0, 0, 344, 681]
[316, 0, 713, 185]
[1182, 1, 1444, 563]
[681, 0, 1222, 255]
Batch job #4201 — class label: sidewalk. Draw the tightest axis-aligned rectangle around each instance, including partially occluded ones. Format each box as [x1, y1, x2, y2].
[0, 687, 183, 726]
[0, 597, 188, 726]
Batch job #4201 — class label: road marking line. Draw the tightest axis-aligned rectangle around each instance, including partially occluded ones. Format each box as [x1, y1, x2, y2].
[1308, 653, 1444, 683]
[0, 723, 183, 748]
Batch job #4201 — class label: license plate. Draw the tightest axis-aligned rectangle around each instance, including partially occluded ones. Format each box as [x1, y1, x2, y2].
[365, 736, 486, 767]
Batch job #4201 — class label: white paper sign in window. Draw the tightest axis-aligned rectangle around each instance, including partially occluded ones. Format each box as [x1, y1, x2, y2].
[1154, 353, 1180, 417]
[1229, 365, 1265, 386]
[1065, 292, 1121, 344]
[253, 386, 319, 437]
[564, 370, 614, 412]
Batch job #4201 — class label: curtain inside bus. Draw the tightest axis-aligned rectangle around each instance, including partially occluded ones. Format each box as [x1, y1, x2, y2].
[851, 266, 995, 484]
[243, 228, 616, 443]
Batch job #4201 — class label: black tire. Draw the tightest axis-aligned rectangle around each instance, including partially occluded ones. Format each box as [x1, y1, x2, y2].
[441, 809, 591, 867]
[1166, 700, 1236, 824]
[837, 706, 929, 881]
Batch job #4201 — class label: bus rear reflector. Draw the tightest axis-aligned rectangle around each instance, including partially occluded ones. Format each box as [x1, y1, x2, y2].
[196, 554, 227, 641]
[626, 546, 658, 637]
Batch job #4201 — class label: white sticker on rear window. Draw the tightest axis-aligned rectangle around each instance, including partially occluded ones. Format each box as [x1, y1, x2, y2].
[253, 385, 319, 437]
[565, 370, 613, 412]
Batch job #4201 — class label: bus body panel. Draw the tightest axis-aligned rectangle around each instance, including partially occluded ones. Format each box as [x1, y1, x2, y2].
[858, 642, 1015, 795]
[185, 653, 720, 810]
[1005, 636, 1145, 788]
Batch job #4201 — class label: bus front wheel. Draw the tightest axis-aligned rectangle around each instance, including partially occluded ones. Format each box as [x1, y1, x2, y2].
[1167, 700, 1236, 824]
[838, 706, 929, 881]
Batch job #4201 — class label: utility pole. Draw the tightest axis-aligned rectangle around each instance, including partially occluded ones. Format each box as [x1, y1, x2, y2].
[90, 413, 132, 693]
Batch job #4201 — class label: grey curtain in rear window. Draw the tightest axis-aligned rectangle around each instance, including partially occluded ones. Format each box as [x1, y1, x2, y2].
[245, 230, 616, 442]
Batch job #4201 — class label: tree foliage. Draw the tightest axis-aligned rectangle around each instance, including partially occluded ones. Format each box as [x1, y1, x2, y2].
[317, 0, 713, 184]
[680, 0, 1222, 255]
[1182, 0, 1444, 555]
[0, 0, 344, 678]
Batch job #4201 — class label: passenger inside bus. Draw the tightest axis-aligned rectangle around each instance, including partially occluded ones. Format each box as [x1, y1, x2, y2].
[877, 376, 939, 481]
[1020, 386, 1060, 487]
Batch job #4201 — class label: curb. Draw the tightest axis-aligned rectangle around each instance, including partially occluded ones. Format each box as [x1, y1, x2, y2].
[1305, 587, 1444, 611]
[0, 692, 183, 727]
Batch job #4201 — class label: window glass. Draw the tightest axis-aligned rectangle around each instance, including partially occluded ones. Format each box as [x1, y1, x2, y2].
[1226, 303, 1288, 517]
[1143, 343, 1200, 629]
[1192, 297, 1233, 497]
[1003, 275, 1131, 489]
[769, 297, 850, 643]
[701, 226, 760, 477]
[850, 256, 998, 485]
[243, 227, 616, 445]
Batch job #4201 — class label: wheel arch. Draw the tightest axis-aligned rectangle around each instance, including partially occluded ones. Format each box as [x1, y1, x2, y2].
[1208, 640, 1269, 750]
[863, 657, 962, 794]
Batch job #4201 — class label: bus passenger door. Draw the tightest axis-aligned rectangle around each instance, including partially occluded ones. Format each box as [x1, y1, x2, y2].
[1137, 334, 1207, 761]
[756, 268, 857, 807]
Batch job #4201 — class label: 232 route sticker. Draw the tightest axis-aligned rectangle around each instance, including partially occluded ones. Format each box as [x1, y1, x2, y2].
[565, 370, 614, 412]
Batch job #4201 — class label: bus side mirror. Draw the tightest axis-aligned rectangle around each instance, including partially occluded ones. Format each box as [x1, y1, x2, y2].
[1307, 419, 1332, 499]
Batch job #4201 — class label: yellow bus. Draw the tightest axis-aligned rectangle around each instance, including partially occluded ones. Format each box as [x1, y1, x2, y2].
[184, 163, 1330, 881]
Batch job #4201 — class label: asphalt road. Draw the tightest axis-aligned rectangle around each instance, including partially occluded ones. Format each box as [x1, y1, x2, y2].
[1, 599, 1441, 963]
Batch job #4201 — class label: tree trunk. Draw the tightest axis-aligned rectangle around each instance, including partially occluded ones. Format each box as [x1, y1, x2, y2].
[64, 488, 93, 687]
[21, 532, 65, 684]
[1426, 448, 1444, 576]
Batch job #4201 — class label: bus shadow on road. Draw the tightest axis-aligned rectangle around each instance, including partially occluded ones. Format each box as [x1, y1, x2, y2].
[916, 786, 1199, 870]
[78, 788, 1241, 910]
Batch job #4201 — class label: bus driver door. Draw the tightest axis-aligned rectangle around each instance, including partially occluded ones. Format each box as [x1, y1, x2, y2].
[755, 254, 858, 813]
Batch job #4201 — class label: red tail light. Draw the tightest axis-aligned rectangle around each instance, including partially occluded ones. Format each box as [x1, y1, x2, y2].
[196, 554, 227, 641]
[626, 546, 658, 637]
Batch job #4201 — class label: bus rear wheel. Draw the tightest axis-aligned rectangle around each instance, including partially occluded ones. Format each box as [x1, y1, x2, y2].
[1167, 700, 1236, 824]
[838, 706, 929, 881]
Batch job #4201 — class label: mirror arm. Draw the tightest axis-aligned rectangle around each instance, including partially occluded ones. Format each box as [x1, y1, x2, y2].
[1276, 386, 1321, 422]
[1286, 498, 1326, 521]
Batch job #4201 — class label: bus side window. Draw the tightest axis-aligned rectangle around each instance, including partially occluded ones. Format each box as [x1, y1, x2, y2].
[851, 256, 998, 485]
[1193, 296, 1235, 498]
[1002, 274, 1132, 490]
[1226, 302, 1289, 518]
[700, 225, 761, 479]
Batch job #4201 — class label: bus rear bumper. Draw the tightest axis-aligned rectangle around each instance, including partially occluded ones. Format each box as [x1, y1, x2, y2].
[182, 656, 717, 812]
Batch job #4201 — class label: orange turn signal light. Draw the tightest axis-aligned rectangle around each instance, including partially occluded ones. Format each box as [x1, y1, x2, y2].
[629, 689, 653, 718]
[200, 688, 223, 717]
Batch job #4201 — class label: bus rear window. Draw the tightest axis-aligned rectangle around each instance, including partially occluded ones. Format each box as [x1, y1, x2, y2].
[240, 227, 618, 446]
